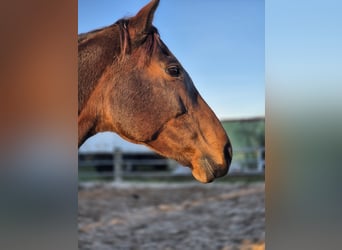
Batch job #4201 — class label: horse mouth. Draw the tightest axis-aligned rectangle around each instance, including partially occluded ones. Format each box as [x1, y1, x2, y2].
[191, 156, 228, 183]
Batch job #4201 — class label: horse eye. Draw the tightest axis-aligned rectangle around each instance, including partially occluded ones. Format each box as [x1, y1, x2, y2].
[166, 65, 180, 77]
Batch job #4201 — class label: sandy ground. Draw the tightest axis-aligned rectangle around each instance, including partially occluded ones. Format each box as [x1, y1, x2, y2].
[78, 182, 265, 250]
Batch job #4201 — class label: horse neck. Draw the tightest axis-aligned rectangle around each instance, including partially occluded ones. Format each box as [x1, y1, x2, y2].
[78, 25, 121, 146]
[78, 25, 121, 114]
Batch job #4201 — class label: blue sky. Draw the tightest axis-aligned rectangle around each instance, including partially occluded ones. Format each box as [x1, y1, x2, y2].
[79, 0, 264, 119]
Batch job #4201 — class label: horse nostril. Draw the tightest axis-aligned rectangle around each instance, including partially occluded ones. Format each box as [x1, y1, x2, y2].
[224, 142, 233, 166]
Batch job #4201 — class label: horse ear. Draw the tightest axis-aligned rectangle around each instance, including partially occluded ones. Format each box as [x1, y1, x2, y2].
[128, 0, 160, 40]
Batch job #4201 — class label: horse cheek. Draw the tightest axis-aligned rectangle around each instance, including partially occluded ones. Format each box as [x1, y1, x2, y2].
[129, 89, 180, 141]
[108, 83, 167, 142]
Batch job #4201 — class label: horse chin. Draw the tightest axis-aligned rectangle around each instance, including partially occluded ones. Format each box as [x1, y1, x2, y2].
[191, 168, 215, 183]
[191, 156, 228, 183]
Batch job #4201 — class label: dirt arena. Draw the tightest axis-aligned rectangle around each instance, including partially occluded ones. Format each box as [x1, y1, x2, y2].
[78, 181, 265, 250]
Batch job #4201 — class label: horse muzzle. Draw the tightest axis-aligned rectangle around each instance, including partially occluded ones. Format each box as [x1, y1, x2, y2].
[191, 143, 232, 183]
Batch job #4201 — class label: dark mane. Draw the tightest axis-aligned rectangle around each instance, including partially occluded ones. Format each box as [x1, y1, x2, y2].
[78, 18, 162, 60]
[78, 27, 105, 43]
[78, 22, 119, 114]
[115, 18, 163, 64]
[137, 26, 163, 65]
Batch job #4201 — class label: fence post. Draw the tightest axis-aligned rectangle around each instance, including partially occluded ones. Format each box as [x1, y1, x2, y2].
[257, 147, 265, 173]
[113, 148, 123, 183]
[166, 158, 173, 170]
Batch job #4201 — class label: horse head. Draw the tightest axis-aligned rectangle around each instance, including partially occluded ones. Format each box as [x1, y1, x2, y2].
[78, 0, 232, 183]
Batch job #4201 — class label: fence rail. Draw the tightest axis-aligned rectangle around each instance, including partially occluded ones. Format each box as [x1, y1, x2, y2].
[78, 147, 265, 182]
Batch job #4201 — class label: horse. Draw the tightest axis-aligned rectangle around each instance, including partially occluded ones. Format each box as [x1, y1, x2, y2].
[78, 0, 232, 183]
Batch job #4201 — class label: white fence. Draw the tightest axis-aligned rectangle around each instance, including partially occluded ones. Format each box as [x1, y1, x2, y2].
[79, 147, 265, 182]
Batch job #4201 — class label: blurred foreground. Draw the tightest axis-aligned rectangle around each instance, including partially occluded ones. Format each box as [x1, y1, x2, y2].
[79, 182, 264, 250]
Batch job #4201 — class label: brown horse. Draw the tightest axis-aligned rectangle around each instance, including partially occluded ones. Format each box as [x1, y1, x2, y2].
[78, 0, 232, 183]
